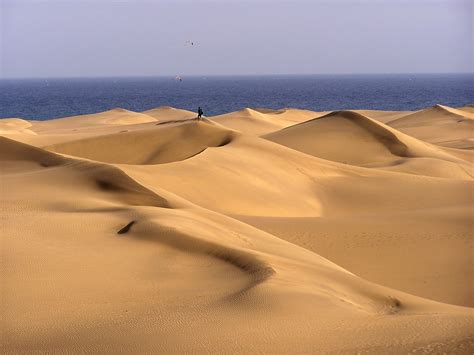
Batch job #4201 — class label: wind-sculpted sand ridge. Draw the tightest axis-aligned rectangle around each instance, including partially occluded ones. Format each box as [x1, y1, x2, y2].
[353, 109, 414, 123]
[1, 105, 473, 353]
[387, 104, 474, 149]
[264, 110, 472, 178]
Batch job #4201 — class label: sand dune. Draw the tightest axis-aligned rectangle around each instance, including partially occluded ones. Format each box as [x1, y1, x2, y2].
[45, 120, 235, 164]
[264, 110, 472, 178]
[210, 107, 323, 135]
[387, 104, 474, 149]
[390, 104, 474, 127]
[1, 105, 473, 353]
[123, 130, 473, 216]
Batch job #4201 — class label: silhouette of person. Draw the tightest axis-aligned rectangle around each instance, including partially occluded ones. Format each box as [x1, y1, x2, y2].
[198, 107, 204, 120]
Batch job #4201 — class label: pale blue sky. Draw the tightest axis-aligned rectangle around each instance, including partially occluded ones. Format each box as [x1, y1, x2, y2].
[1, 0, 472, 78]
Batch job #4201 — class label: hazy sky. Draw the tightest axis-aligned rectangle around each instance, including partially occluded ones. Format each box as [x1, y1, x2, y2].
[1, 0, 472, 78]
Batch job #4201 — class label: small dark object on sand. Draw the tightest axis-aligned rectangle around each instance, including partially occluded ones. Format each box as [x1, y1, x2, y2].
[117, 220, 136, 235]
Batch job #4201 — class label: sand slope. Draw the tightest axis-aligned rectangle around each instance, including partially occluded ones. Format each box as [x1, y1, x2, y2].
[1, 105, 473, 353]
[31, 108, 158, 131]
[239, 206, 473, 307]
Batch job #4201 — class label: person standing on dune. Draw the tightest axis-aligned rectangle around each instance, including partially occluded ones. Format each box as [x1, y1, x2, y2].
[197, 106, 204, 120]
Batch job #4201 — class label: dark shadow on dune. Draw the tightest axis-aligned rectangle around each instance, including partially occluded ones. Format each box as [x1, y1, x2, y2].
[251, 107, 286, 114]
[156, 118, 197, 125]
[215, 135, 233, 147]
[178, 148, 208, 161]
[88, 166, 173, 208]
[117, 220, 136, 234]
[96, 179, 124, 192]
[39, 161, 52, 168]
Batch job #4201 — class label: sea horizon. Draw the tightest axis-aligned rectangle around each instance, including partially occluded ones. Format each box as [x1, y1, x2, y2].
[2, 72, 474, 81]
[2, 73, 473, 120]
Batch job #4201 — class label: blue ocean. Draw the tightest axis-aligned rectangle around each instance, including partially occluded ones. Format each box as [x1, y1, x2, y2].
[1, 74, 473, 120]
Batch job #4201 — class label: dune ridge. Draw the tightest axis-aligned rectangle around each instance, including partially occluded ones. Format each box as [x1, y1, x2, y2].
[209, 107, 324, 135]
[386, 104, 474, 149]
[141, 106, 197, 122]
[31, 108, 158, 130]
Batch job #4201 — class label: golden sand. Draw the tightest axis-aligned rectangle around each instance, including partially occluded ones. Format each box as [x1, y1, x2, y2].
[1, 105, 473, 353]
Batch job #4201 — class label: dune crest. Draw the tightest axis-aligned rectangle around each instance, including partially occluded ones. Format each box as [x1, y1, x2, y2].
[0, 118, 36, 135]
[353, 109, 414, 123]
[32, 108, 157, 129]
[390, 104, 474, 127]
[142, 106, 197, 122]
